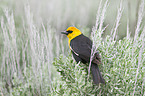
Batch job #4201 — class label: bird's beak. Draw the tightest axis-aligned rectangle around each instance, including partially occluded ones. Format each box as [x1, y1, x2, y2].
[61, 31, 69, 35]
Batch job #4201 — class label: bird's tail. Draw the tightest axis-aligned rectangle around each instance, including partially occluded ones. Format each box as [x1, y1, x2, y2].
[91, 63, 105, 84]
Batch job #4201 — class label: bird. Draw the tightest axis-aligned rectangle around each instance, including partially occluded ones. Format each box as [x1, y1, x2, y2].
[61, 26, 105, 84]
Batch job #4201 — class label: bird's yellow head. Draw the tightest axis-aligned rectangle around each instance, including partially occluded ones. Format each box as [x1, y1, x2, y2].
[61, 27, 82, 41]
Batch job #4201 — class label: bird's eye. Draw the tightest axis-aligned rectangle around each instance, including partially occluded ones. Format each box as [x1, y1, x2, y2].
[67, 31, 73, 33]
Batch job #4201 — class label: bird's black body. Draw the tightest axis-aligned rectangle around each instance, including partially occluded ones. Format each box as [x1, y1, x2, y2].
[70, 34, 105, 84]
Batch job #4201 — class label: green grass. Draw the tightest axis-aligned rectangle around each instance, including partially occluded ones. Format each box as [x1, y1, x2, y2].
[53, 36, 145, 95]
[0, 0, 145, 96]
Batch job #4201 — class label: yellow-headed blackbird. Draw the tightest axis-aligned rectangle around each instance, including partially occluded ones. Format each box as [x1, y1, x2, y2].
[61, 26, 105, 84]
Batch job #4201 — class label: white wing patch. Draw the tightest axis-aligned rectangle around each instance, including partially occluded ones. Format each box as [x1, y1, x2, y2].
[70, 46, 79, 56]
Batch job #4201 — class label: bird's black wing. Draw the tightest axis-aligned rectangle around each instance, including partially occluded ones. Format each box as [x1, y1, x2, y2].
[70, 34, 92, 63]
[70, 34, 105, 84]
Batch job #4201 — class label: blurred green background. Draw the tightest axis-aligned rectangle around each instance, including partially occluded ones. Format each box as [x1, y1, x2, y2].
[0, 0, 145, 95]
[0, 0, 144, 39]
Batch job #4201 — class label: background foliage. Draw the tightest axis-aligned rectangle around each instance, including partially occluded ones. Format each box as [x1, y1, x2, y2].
[0, 0, 145, 96]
